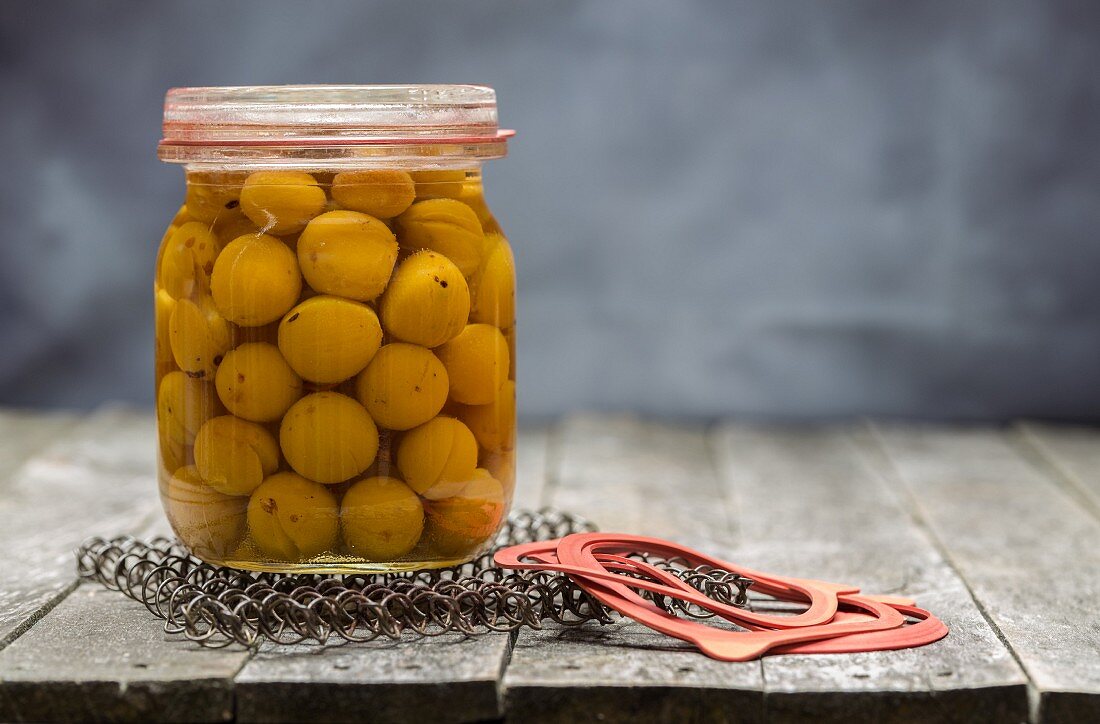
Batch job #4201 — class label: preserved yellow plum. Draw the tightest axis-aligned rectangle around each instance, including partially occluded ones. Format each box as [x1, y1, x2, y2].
[380, 251, 470, 348]
[194, 415, 280, 496]
[170, 204, 190, 227]
[331, 170, 416, 218]
[155, 288, 177, 381]
[396, 416, 478, 499]
[355, 343, 449, 430]
[158, 371, 222, 447]
[211, 234, 302, 326]
[277, 295, 382, 383]
[410, 169, 466, 199]
[215, 342, 303, 422]
[458, 182, 501, 233]
[158, 436, 188, 480]
[168, 297, 232, 378]
[435, 323, 509, 405]
[211, 212, 260, 245]
[469, 234, 515, 328]
[394, 199, 485, 276]
[239, 170, 327, 235]
[341, 476, 424, 559]
[425, 469, 506, 556]
[458, 379, 516, 452]
[296, 210, 398, 301]
[164, 465, 246, 559]
[246, 472, 339, 560]
[158, 222, 221, 300]
[184, 171, 246, 224]
[279, 392, 378, 484]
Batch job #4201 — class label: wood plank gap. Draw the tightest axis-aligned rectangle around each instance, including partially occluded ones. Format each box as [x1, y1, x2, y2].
[0, 406, 255, 722]
[0, 586, 249, 722]
[714, 423, 1027, 723]
[502, 414, 764, 724]
[537, 417, 564, 511]
[859, 421, 1039, 722]
[867, 422, 1100, 724]
[704, 419, 745, 551]
[0, 410, 86, 650]
[0, 405, 162, 650]
[512, 424, 552, 513]
[0, 580, 80, 652]
[705, 419, 767, 707]
[1014, 422, 1100, 524]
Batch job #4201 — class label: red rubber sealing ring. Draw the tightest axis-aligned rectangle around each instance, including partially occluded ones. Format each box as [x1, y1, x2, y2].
[533, 551, 936, 648]
[573, 541, 948, 654]
[497, 540, 844, 630]
[548, 555, 903, 661]
[772, 603, 948, 654]
[559, 533, 861, 598]
[494, 533, 948, 661]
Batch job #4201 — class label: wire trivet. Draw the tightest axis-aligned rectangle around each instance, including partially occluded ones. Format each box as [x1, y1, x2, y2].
[76, 509, 752, 648]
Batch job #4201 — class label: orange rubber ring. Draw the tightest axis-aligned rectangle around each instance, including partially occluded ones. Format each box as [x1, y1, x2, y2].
[495, 533, 949, 661]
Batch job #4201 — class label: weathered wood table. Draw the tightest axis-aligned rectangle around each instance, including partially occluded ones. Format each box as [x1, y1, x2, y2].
[0, 407, 1097, 723]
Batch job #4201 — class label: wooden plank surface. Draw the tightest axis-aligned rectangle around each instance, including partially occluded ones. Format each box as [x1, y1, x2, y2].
[503, 415, 764, 724]
[3, 411, 1098, 723]
[714, 425, 1029, 723]
[1017, 422, 1100, 520]
[0, 406, 160, 650]
[0, 407, 232, 722]
[236, 635, 511, 724]
[871, 425, 1100, 724]
[0, 587, 246, 722]
[540, 415, 733, 550]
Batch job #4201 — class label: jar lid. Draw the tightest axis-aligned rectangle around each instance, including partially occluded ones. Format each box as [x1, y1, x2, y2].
[159, 84, 513, 164]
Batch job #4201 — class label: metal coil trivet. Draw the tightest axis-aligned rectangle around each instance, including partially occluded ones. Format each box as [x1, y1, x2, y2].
[76, 509, 752, 648]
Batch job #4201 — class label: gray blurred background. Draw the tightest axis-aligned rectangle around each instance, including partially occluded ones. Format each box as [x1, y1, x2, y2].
[1, 0, 1098, 420]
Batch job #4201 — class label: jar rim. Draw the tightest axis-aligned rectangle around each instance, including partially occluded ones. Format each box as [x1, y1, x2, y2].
[159, 84, 512, 164]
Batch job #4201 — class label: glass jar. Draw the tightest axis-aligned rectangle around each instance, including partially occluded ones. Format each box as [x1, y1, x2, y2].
[154, 86, 516, 572]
